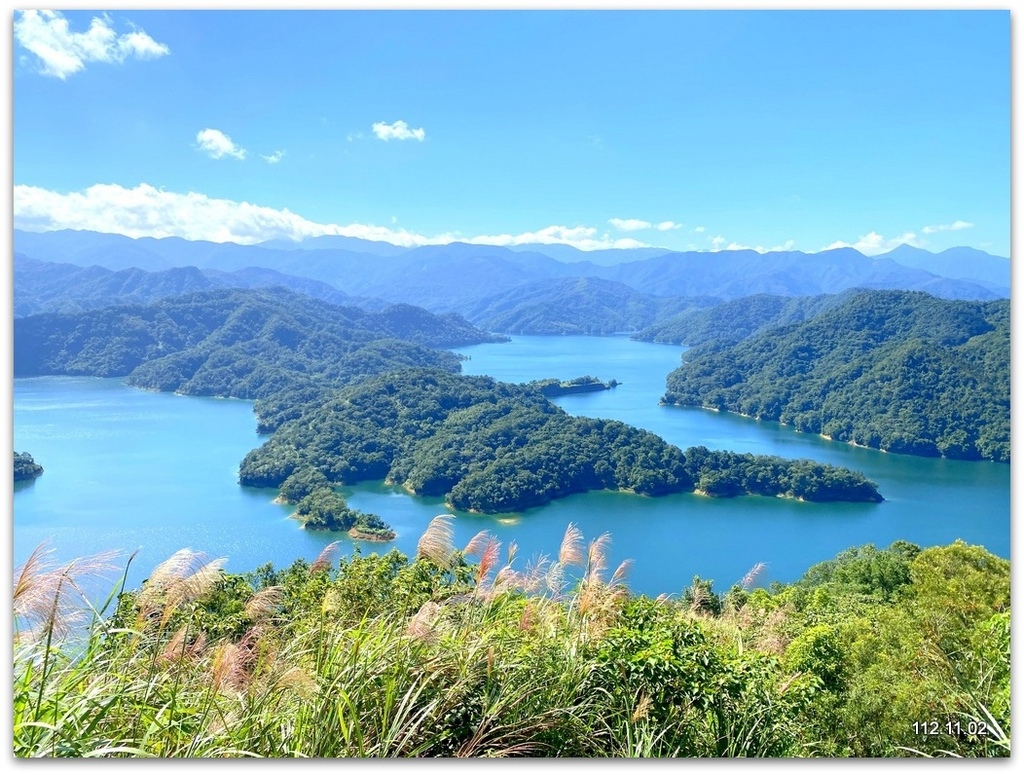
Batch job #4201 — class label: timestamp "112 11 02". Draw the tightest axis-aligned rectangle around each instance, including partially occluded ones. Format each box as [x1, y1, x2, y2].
[912, 719, 990, 737]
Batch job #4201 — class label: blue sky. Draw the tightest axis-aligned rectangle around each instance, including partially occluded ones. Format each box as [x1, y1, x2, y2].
[10, 8, 1011, 256]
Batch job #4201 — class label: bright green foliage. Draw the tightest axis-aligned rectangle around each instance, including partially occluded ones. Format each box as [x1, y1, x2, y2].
[12, 536, 1010, 758]
[785, 540, 1011, 757]
[784, 623, 849, 693]
[636, 291, 849, 345]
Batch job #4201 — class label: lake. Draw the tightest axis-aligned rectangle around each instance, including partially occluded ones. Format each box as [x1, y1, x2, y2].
[12, 335, 1010, 599]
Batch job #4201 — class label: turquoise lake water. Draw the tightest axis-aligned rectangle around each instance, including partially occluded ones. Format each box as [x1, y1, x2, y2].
[12, 335, 1010, 599]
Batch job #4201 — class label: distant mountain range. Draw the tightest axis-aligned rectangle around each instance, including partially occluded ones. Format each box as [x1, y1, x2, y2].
[13, 229, 1009, 332]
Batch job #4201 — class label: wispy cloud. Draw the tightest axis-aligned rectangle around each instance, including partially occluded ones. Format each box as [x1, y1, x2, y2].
[13, 183, 652, 251]
[710, 238, 796, 253]
[922, 220, 973, 234]
[609, 218, 682, 232]
[372, 120, 426, 142]
[821, 231, 922, 255]
[14, 10, 169, 79]
[461, 225, 648, 251]
[195, 129, 247, 160]
[608, 218, 651, 231]
[260, 150, 285, 164]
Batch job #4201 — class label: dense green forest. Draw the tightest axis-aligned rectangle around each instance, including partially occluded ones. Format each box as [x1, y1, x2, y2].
[13, 287, 885, 532]
[462, 276, 718, 335]
[240, 369, 881, 512]
[13, 451, 44, 482]
[663, 290, 1010, 462]
[13, 253, 362, 317]
[634, 291, 853, 345]
[14, 529, 1009, 757]
[12, 288, 503, 401]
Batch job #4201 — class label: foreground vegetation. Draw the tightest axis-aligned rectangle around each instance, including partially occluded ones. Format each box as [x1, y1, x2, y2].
[13, 524, 1009, 758]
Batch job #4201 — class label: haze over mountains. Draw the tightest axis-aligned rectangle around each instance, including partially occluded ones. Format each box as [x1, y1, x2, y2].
[13, 228, 1010, 334]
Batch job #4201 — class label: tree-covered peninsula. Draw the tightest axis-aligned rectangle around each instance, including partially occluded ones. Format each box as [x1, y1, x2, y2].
[634, 291, 852, 346]
[663, 290, 1009, 462]
[13, 287, 505, 400]
[239, 369, 882, 512]
[14, 286, 884, 530]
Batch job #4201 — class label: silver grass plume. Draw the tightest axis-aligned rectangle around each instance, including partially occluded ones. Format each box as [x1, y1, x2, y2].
[740, 562, 768, 590]
[14, 543, 122, 642]
[461, 529, 492, 558]
[136, 549, 226, 629]
[609, 558, 634, 589]
[585, 532, 612, 585]
[309, 541, 341, 575]
[417, 514, 456, 568]
[558, 523, 585, 567]
[244, 585, 284, 621]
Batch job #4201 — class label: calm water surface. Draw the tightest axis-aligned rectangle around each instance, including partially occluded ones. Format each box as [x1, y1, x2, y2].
[12, 336, 1010, 598]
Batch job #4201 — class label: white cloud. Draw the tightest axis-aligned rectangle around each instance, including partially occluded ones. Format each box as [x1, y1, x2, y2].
[372, 120, 426, 142]
[13, 183, 654, 251]
[14, 10, 169, 79]
[462, 225, 649, 251]
[196, 128, 247, 160]
[821, 231, 922, 256]
[693, 226, 706, 234]
[608, 218, 651, 231]
[922, 220, 973, 234]
[609, 218, 682, 232]
[260, 150, 285, 164]
[706, 234, 797, 254]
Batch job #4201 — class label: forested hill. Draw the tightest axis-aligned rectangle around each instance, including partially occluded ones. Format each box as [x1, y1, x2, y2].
[15, 230, 1005, 317]
[633, 292, 856, 346]
[12, 287, 505, 401]
[462, 277, 719, 335]
[663, 290, 1010, 462]
[13, 253, 361, 316]
[239, 369, 882, 513]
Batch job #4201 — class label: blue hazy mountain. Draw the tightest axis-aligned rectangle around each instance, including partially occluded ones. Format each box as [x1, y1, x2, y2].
[14, 230, 1006, 325]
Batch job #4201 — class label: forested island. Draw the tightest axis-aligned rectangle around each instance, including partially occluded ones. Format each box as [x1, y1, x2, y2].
[662, 290, 1009, 462]
[13, 451, 43, 482]
[14, 287, 884, 534]
[12, 288, 507, 538]
[531, 375, 619, 396]
[239, 369, 882, 511]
